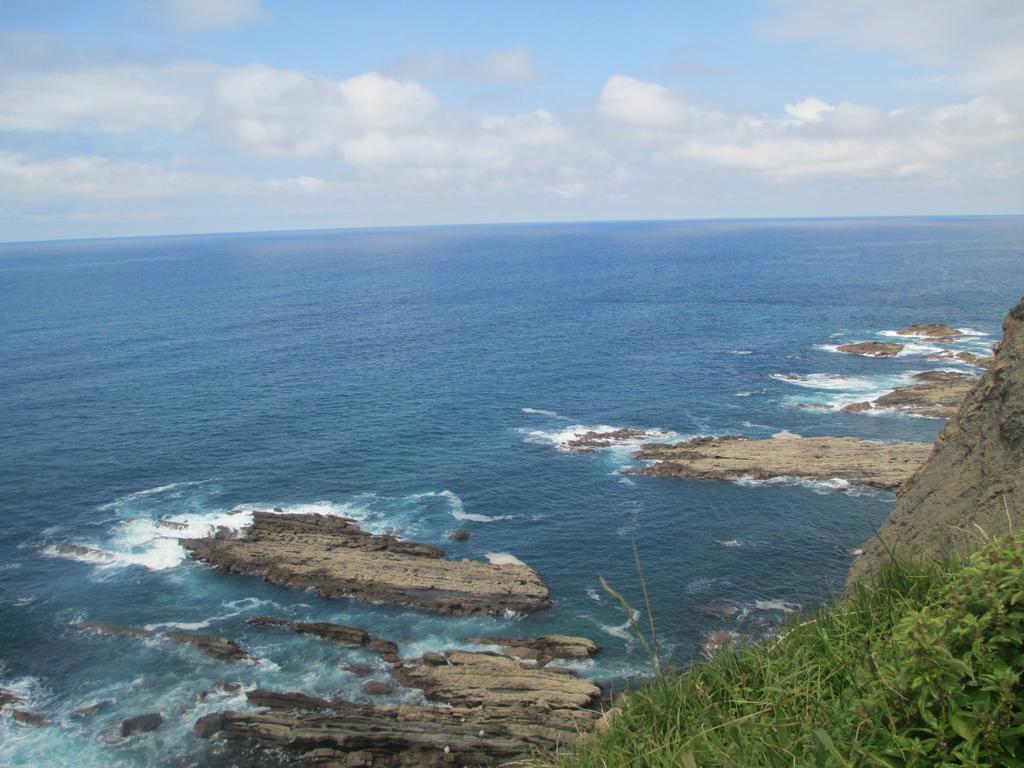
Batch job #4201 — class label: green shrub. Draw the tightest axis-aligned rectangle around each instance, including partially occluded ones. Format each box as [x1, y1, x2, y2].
[560, 532, 1024, 767]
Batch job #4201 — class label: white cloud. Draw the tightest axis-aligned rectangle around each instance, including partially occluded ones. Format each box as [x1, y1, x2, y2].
[159, 0, 268, 29]
[785, 97, 835, 123]
[599, 75, 689, 128]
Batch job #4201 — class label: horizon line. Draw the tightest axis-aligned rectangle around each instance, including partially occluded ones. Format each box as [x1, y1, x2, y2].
[2, 212, 1022, 247]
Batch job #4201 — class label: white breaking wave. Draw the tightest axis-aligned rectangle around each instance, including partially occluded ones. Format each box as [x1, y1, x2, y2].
[732, 475, 877, 495]
[519, 423, 678, 453]
[957, 327, 989, 336]
[716, 538, 751, 548]
[484, 552, 526, 566]
[599, 609, 640, 642]
[413, 490, 511, 523]
[753, 599, 802, 613]
[771, 371, 918, 410]
[521, 407, 572, 420]
[729, 349, 753, 355]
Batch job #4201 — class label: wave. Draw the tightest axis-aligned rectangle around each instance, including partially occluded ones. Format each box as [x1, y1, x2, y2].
[521, 406, 572, 420]
[599, 608, 640, 641]
[716, 538, 751, 548]
[484, 552, 526, 566]
[412, 490, 511, 523]
[732, 475, 877, 496]
[729, 349, 753, 356]
[519, 422, 678, 453]
[771, 371, 917, 411]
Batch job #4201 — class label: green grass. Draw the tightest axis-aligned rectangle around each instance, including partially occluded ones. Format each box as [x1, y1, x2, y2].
[558, 532, 1024, 767]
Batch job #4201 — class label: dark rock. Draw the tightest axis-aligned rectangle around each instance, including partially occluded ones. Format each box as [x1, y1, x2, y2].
[449, 529, 471, 542]
[691, 602, 740, 621]
[194, 712, 229, 738]
[367, 638, 400, 663]
[0, 688, 26, 710]
[361, 680, 394, 696]
[155, 519, 188, 531]
[421, 652, 448, 666]
[247, 616, 369, 646]
[73, 621, 155, 638]
[12, 709, 49, 726]
[566, 428, 648, 452]
[71, 700, 111, 717]
[159, 631, 250, 663]
[120, 712, 163, 737]
[54, 543, 115, 562]
[836, 341, 904, 358]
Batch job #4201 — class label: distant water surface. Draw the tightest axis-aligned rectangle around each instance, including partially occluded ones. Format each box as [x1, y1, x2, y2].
[1, 217, 1023, 765]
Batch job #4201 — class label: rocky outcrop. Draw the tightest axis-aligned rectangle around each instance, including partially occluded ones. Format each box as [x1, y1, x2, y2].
[928, 350, 995, 368]
[182, 512, 551, 617]
[247, 617, 400, 662]
[566, 428, 649, 452]
[632, 434, 930, 490]
[120, 712, 163, 737]
[72, 621, 250, 663]
[836, 341, 904, 357]
[847, 298, 1024, 587]
[895, 323, 962, 339]
[466, 635, 599, 665]
[842, 370, 977, 419]
[196, 649, 602, 766]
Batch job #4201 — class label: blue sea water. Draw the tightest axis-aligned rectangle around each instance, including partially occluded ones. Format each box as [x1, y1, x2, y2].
[1, 217, 1022, 766]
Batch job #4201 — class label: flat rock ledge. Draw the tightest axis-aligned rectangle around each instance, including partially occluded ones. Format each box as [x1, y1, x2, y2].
[181, 511, 551, 617]
[196, 650, 602, 766]
[466, 634, 599, 665]
[842, 370, 977, 419]
[632, 434, 931, 490]
[836, 341, 904, 357]
[895, 323, 962, 339]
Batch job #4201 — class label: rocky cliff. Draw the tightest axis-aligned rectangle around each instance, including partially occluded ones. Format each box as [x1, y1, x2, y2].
[847, 297, 1024, 587]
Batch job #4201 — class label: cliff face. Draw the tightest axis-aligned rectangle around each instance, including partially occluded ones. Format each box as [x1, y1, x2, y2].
[847, 297, 1024, 588]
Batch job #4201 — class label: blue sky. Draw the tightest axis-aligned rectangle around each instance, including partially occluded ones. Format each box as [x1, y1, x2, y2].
[1, 0, 1021, 241]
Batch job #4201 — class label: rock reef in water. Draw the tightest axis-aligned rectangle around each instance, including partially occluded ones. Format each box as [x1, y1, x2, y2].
[847, 297, 1024, 587]
[836, 341, 904, 357]
[466, 634, 599, 665]
[247, 616, 400, 662]
[72, 621, 250, 663]
[196, 649, 602, 766]
[565, 428, 650, 452]
[841, 370, 977, 419]
[195, 651, 602, 765]
[181, 511, 551, 617]
[632, 434, 930, 490]
[895, 323, 962, 339]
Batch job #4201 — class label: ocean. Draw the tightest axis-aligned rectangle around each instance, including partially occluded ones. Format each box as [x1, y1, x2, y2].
[1, 216, 1022, 766]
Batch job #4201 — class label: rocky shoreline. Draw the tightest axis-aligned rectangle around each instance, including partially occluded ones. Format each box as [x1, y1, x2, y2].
[194, 643, 604, 766]
[181, 511, 551, 617]
[632, 433, 931, 490]
[841, 370, 977, 419]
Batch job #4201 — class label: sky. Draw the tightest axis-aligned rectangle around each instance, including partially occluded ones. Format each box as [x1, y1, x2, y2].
[0, 0, 1022, 241]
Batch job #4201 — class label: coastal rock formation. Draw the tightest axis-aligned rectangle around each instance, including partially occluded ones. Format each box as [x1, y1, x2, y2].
[72, 621, 250, 663]
[836, 341, 904, 357]
[928, 350, 995, 368]
[632, 434, 930, 490]
[182, 512, 551, 617]
[247, 617, 400, 662]
[847, 298, 1024, 587]
[196, 649, 602, 766]
[895, 323, 962, 339]
[466, 635, 599, 665]
[392, 650, 601, 711]
[120, 712, 163, 737]
[566, 428, 649, 452]
[841, 370, 976, 419]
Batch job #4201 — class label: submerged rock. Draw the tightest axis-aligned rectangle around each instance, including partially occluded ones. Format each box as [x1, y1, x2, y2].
[836, 341, 904, 358]
[0, 688, 26, 710]
[11, 709, 50, 727]
[182, 511, 551, 617]
[448, 528, 471, 541]
[632, 434, 930, 490]
[247, 616, 401, 662]
[73, 621, 250, 663]
[361, 680, 394, 696]
[120, 712, 163, 737]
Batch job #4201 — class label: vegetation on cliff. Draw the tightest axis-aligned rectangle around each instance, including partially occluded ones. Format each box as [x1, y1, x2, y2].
[560, 531, 1024, 767]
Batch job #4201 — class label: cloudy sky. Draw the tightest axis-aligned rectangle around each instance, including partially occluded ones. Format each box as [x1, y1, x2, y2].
[1, 0, 1022, 241]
